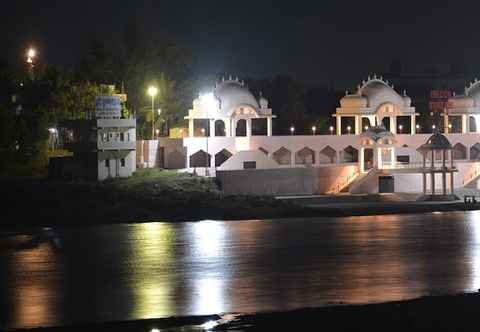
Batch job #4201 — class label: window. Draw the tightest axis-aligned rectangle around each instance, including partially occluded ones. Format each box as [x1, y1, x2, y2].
[105, 159, 110, 167]
[243, 161, 256, 169]
[120, 133, 125, 141]
[397, 155, 410, 163]
[121, 158, 126, 167]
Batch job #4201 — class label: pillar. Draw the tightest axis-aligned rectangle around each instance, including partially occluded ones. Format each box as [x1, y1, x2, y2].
[390, 116, 397, 134]
[209, 119, 215, 137]
[188, 118, 194, 137]
[336, 115, 342, 135]
[225, 118, 232, 137]
[431, 150, 435, 195]
[246, 118, 252, 137]
[422, 154, 427, 194]
[462, 114, 468, 134]
[390, 148, 396, 169]
[359, 147, 365, 173]
[450, 149, 455, 194]
[411, 115, 416, 135]
[355, 116, 361, 135]
[442, 150, 447, 196]
[267, 117, 272, 136]
[377, 148, 383, 169]
[444, 113, 449, 134]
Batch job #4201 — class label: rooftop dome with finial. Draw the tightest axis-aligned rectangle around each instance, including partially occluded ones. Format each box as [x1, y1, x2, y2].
[421, 132, 452, 151]
[258, 91, 269, 109]
[356, 75, 406, 110]
[213, 77, 260, 116]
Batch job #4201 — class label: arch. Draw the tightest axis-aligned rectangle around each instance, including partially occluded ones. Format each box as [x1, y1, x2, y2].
[295, 147, 315, 165]
[471, 143, 480, 160]
[361, 117, 371, 132]
[453, 143, 467, 160]
[342, 145, 358, 163]
[214, 120, 226, 136]
[236, 119, 247, 137]
[319, 146, 337, 164]
[167, 150, 186, 169]
[189, 150, 211, 168]
[272, 147, 292, 165]
[470, 116, 477, 133]
[381, 116, 391, 131]
[215, 149, 233, 167]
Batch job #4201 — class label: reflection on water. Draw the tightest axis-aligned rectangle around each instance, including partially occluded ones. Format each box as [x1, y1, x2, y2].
[3, 212, 480, 329]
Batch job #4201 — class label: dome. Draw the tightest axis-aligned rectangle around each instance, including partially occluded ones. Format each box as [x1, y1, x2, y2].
[359, 80, 405, 110]
[340, 94, 368, 108]
[465, 80, 480, 107]
[448, 95, 474, 108]
[423, 132, 452, 150]
[214, 80, 260, 115]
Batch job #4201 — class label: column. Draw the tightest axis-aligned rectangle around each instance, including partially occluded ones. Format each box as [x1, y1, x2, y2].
[355, 116, 360, 135]
[390, 148, 396, 169]
[390, 116, 397, 134]
[462, 114, 468, 134]
[246, 118, 252, 137]
[411, 115, 416, 135]
[209, 119, 215, 137]
[336, 115, 342, 135]
[450, 150, 455, 194]
[359, 147, 365, 173]
[377, 148, 383, 169]
[442, 150, 447, 196]
[232, 119, 237, 137]
[443, 113, 449, 134]
[422, 154, 427, 194]
[188, 118, 194, 137]
[225, 118, 232, 137]
[267, 117, 272, 136]
[431, 150, 435, 195]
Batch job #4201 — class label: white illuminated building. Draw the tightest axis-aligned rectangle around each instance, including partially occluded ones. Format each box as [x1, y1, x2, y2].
[138, 75, 480, 195]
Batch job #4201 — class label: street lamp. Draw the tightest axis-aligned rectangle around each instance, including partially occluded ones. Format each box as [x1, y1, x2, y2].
[329, 126, 334, 135]
[398, 124, 403, 134]
[312, 126, 316, 135]
[26, 47, 36, 79]
[416, 124, 420, 133]
[155, 129, 160, 138]
[432, 124, 436, 132]
[347, 126, 351, 135]
[364, 125, 369, 131]
[290, 126, 295, 135]
[147, 86, 158, 140]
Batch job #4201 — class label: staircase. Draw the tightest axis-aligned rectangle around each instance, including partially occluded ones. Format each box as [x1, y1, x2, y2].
[348, 168, 385, 194]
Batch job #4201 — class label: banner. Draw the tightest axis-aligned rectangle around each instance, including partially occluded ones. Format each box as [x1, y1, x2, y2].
[96, 96, 121, 118]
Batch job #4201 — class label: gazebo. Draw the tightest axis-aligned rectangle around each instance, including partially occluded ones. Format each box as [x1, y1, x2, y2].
[359, 126, 396, 173]
[418, 132, 456, 196]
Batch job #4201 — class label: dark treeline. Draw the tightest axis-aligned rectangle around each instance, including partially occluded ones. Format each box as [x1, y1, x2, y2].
[0, 23, 340, 175]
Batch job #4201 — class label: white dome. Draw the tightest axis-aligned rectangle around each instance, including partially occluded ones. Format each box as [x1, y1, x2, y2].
[214, 80, 260, 116]
[359, 80, 405, 110]
[340, 94, 368, 108]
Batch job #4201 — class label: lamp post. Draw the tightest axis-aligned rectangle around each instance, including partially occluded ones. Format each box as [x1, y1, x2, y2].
[364, 125, 369, 132]
[290, 126, 295, 135]
[398, 124, 403, 134]
[312, 126, 316, 135]
[329, 126, 334, 135]
[347, 126, 351, 135]
[416, 124, 420, 133]
[26, 48, 36, 79]
[147, 86, 158, 140]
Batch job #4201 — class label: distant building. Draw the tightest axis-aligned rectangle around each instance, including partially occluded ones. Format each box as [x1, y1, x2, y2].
[49, 87, 136, 181]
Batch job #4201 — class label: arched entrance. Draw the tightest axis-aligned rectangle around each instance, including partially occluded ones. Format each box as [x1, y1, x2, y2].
[236, 119, 247, 137]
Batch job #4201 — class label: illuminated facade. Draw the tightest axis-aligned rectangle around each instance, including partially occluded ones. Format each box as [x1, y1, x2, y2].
[137, 75, 480, 195]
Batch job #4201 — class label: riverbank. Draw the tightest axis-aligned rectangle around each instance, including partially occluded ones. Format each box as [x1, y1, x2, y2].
[1, 169, 479, 230]
[9, 292, 480, 332]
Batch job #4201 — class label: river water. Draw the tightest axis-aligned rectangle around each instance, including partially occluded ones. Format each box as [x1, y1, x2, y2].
[2, 211, 480, 329]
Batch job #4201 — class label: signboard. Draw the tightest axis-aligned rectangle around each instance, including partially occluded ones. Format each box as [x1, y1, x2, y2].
[429, 90, 453, 112]
[96, 96, 121, 119]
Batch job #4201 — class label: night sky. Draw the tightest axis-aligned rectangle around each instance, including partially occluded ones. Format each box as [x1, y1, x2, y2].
[2, 1, 479, 87]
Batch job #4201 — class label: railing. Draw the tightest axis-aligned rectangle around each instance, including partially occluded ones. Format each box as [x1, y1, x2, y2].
[326, 171, 360, 194]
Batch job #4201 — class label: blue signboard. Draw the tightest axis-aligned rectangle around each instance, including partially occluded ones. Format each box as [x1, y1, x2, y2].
[96, 96, 121, 118]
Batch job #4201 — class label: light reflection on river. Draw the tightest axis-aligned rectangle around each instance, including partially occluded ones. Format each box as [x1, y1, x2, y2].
[2, 211, 480, 329]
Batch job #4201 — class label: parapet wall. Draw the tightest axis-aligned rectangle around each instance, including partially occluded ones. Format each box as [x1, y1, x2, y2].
[217, 164, 359, 196]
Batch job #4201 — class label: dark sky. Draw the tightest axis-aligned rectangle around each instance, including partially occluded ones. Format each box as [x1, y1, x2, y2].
[1, 1, 479, 87]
